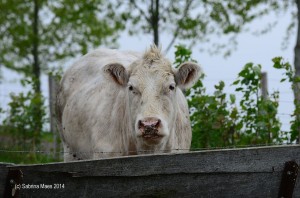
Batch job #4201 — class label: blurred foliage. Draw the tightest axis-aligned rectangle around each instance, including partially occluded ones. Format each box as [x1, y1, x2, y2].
[0, 0, 123, 163]
[0, 151, 57, 164]
[174, 45, 288, 149]
[0, 77, 59, 164]
[115, 0, 294, 54]
[4, 78, 45, 147]
[273, 57, 300, 142]
[0, 141, 58, 164]
[233, 63, 281, 144]
[174, 45, 197, 68]
[0, 130, 58, 164]
[0, 0, 123, 75]
[0, 0, 123, 131]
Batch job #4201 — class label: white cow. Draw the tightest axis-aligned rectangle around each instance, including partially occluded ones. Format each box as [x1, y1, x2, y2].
[56, 45, 202, 161]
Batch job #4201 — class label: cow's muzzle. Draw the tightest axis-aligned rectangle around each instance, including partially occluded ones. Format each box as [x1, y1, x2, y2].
[138, 117, 162, 139]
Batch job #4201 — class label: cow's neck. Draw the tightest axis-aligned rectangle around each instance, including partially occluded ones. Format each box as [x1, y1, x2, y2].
[166, 95, 191, 152]
[122, 91, 137, 155]
[137, 141, 170, 154]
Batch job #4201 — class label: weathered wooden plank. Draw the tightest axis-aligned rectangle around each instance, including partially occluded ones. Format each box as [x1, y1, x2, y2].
[0, 163, 14, 196]
[3, 145, 300, 198]
[9, 145, 300, 177]
[10, 170, 300, 197]
[278, 161, 299, 198]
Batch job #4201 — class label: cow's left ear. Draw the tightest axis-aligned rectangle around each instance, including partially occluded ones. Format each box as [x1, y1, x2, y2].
[175, 62, 202, 90]
[103, 63, 128, 86]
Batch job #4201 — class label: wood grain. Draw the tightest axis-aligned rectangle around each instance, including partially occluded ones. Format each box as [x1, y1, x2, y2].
[1, 145, 299, 197]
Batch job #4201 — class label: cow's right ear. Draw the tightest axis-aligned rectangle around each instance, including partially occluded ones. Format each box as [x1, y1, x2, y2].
[103, 63, 128, 86]
[175, 62, 202, 90]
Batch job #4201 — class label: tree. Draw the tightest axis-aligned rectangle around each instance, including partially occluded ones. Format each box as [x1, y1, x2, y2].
[0, 0, 123, 93]
[117, 1, 290, 54]
[0, 0, 123, 148]
[294, 0, 300, 143]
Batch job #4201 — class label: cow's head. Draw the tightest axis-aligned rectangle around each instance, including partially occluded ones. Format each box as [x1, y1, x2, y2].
[104, 45, 201, 152]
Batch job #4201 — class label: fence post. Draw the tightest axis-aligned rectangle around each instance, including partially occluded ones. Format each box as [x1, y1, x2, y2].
[261, 72, 268, 100]
[261, 72, 271, 142]
[48, 75, 60, 160]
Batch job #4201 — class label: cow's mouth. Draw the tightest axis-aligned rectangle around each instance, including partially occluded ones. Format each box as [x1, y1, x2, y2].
[142, 134, 162, 139]
[139, 125, 163, 140]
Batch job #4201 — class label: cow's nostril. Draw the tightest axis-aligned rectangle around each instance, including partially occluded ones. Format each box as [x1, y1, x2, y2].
[138, 120, 143, 129]
[154, 119, 161, 128]
[139, 117, 161, 130]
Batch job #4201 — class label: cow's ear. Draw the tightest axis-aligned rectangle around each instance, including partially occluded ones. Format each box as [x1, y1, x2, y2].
[104, 63, 128, 86]
[175, 62, 202, 90]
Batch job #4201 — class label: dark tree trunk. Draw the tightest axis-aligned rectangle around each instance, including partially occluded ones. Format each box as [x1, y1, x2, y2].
[294, 0, 300, 143]
[32, 0, 42, 151]
[151, 0, 159, 46]
[33, 0, 40, 94]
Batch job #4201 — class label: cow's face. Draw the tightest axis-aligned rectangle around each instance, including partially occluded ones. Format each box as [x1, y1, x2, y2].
[127, 60, 177, 148]
[104, 46, 201, 151]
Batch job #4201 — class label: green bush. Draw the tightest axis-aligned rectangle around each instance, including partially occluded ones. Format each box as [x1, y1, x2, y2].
[0, 77, 57, 164]
[273, 57, 300, 142]
[174, 45, 289, 149]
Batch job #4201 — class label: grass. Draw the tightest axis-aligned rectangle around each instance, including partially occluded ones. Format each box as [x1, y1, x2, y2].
[0, 151, 60, 164]
[0, 127, 63, 164]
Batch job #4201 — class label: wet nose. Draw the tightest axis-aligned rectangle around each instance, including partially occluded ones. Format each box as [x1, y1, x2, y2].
[138, 117, 161, 130]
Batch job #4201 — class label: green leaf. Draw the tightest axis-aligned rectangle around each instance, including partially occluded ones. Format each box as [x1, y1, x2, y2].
[280, 78, 286, 82]
[229, 94, 236, 103]
[232, 79, 240, 85]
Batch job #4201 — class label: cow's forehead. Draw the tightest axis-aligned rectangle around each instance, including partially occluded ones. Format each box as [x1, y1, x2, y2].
[128, 61, 175, 90]
[129, 58, 173, 75]
[128, 45, 175, 86]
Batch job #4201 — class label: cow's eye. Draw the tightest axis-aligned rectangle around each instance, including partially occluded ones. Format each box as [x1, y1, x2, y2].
[128, 85, 140, 95]
[128, 85, 133, 91]
[169, 85, 175, 91]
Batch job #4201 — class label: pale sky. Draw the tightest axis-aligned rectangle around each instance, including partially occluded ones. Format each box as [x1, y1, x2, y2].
[0, 5, 296, 134]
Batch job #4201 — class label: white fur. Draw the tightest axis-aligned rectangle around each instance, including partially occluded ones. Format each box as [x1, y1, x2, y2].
[56, 46, 201, 161]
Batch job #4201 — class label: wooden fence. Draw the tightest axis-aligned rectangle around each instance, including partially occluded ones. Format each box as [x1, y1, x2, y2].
[0, 145, 299, 198]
